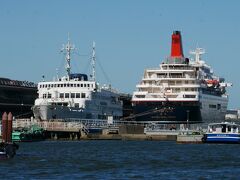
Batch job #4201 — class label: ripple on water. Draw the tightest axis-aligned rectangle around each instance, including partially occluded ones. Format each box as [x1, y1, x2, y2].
[0, 141, 240, 179]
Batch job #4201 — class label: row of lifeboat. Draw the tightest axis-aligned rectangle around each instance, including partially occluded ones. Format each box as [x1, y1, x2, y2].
[205, 79, 219, 87]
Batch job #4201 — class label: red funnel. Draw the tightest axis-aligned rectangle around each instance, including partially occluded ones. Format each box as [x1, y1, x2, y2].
[171, 31, 184, 58]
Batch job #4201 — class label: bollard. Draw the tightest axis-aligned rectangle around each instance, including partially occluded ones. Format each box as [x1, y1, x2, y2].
[7, 112, 13, 143]
[2, 112, 8, 143]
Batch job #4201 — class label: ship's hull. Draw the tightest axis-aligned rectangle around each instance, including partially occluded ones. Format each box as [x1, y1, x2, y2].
[203, 133, 240, 144]
[32, 104, 122, 120]
[132, 101, 202, 123]
[132, 94, 228, 124]
[199, 93, 228, 124]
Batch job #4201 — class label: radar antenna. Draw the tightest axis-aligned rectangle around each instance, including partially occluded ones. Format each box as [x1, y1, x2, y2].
[91, 41, 96, 82]
[61, 33, 76, 80]
[189, 48, 205, 62]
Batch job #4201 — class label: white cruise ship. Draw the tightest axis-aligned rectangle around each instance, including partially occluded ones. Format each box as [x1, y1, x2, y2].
[132, 31, 232, 124]
[33, 38, 122, 120]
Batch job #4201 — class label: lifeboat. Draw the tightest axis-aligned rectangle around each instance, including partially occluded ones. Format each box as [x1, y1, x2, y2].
[205, 79, 219, 87]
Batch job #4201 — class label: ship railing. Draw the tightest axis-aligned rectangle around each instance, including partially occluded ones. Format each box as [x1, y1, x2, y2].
[144, 123, 204, 135]
[13, 118, 34, 129]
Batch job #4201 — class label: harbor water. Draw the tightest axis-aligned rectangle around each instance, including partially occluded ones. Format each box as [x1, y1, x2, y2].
[1, 141, 240, 179]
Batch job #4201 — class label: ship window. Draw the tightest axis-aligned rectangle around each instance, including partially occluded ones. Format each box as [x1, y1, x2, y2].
[81, 84, 83, 87]
[82, 93, 86, 98]
[64, 84, 66, 87]
[87, 84, 90, 87]
[65, 93, 69, 98]
[51, 84, 53, 88]
[76, 93, 80, 98]
[67, 84, 70, 87]
[84, 84, 86, 87]
[43, 94, 47, 98]
[71, 93, 75, 98]
[184, 95, 195, 98]
[60, 84, 63, 87]
[62, 103, 68, 106]
[48, 94, 51, 98]
[175, 88, 180, 91]
[74, 84, 76, 87]
[217, 104, 221, 110]
[136, 95, 145, 98]
[209, 104, 216, 108]
[77, 84, 80, 87]
[70, 84, 73, 87]
[75, 103, 79, 108]
[60, 93, 64, 98]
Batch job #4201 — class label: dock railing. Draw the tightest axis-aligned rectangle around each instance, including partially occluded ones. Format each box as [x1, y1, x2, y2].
[12, 118, 205, 134]
[12, 118, 150, 131]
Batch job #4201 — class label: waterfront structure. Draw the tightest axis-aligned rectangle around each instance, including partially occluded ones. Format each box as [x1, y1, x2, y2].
[132, 31, 232, 124]
[0, 77, 37, 118]
[33, 38, 122, 120]
[225, 109, 240, 120]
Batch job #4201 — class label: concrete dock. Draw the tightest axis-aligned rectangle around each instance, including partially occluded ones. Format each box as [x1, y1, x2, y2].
[12, 118, 204, 142]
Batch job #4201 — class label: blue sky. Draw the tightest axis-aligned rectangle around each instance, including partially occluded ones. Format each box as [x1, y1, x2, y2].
[0, 0, 240, 109]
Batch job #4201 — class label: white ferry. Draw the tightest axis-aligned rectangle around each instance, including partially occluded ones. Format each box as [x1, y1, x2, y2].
[132, 31, 232, 124]
[32, 38, 122, 120]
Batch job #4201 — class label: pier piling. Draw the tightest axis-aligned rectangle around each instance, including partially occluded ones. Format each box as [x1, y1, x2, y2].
[2, 112, 8, 142]
[7, 112, 13, 143]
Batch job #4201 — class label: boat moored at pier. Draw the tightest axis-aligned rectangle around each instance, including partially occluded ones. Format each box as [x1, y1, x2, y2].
[33, 38, 122, 121]
[202, 122, 240, 143]
[132, 31, 232, 124]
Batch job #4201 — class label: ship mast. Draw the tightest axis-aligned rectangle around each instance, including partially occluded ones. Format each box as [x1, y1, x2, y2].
[190, 48, 205, 62]
[91, 41, 96, 82]
[61, 34, 75, 80]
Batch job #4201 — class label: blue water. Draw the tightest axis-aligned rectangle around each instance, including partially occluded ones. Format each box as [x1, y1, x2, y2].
[0, 140, 240, 179]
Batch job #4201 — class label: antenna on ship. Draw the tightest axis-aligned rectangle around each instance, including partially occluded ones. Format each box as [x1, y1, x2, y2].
[189, 48, 205, 62]
[91, 41, 96, 82]
[61, 33, 76, 80]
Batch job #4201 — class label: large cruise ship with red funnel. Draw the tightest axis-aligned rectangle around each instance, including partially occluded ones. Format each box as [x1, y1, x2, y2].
[132, 31, 232, 124]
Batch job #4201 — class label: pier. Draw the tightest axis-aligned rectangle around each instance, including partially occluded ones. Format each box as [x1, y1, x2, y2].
[11, 118, 204, 142]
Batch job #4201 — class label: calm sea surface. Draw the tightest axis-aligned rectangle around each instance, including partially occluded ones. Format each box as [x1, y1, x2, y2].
[0, 140, 240, 179]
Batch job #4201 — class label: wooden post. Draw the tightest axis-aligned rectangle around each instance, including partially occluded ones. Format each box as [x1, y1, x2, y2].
[7, 112, 13, 143]
[1, 112, 8, 142]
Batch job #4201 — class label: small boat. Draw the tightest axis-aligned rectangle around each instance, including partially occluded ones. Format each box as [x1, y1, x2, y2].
[12, 125, 45, 142]
[0, 142, 19, 159]
[202, 122, 240, 143]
